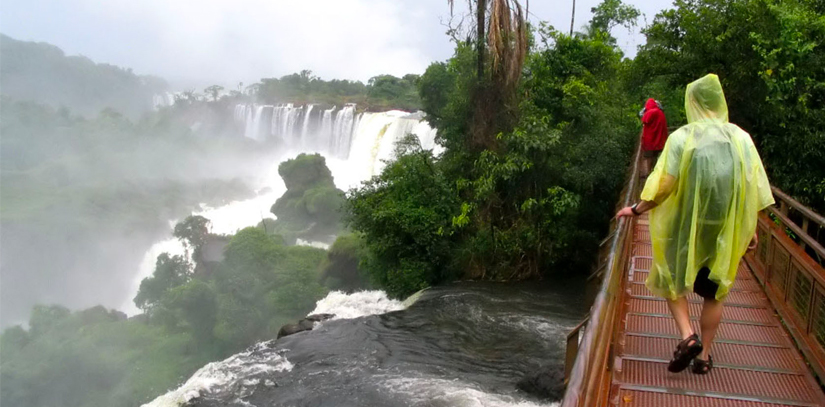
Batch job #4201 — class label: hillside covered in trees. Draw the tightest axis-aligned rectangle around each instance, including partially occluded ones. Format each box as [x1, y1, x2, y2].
[0, 34, 167, 117]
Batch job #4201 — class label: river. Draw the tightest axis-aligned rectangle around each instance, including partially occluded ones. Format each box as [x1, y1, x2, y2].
[146, 282, 585, 407]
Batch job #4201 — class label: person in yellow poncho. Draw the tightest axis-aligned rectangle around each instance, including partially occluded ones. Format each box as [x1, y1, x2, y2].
[617, 74, 774, 374]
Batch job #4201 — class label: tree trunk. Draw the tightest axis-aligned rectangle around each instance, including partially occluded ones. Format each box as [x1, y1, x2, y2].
[477, 0, 486, 80]
[569, 0, 576, 36]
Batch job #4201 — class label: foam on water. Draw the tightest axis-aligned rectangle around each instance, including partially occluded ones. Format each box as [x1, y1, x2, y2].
[295, 239, 331, 250]
[308, 290, 405, 320]
[380, 376, 558, 407]
[143, 342, 293, 407]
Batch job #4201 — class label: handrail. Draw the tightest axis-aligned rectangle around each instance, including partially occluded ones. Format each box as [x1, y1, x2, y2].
[767, 206, 825, 263]
[561, 139, 642, 407]
[772, 186, 825, 229]
[745, 199, 825, 382]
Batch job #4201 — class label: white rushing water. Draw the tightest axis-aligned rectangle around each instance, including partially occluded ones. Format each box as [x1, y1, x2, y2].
[380, 376, 559, 407]
[308, 290, 405, 320]
[143, 342, 294, 407]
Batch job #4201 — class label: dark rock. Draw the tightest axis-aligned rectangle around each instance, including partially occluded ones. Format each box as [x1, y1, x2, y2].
[277, 314, 335, 339]
[516, 366, 565, 401]
[305, 313, 335, 322]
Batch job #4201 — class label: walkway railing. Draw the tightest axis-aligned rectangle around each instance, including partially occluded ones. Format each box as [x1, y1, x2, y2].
[561, 140, 642, 407]
[745, 186, 825, 380]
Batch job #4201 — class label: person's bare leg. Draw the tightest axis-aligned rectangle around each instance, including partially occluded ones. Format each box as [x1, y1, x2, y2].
[641, 156, 650, 177]
[699, 298, 724, 359]
[667, 296, 693, 339]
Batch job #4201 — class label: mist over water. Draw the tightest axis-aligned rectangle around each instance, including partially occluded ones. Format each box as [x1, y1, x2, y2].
[116, 107, 440, 317]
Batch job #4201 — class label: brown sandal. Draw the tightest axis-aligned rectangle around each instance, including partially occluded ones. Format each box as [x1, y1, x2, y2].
[668, 333, 703, 373]
[692, 355, 713, 374]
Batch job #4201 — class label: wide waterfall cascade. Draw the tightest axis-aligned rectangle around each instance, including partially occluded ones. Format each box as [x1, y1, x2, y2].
[234, 103, 441, 161]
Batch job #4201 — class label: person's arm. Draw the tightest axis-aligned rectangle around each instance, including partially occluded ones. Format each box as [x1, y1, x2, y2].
[615, 172, 677, 219]
[616, 200, 658, 219]
[748, 232, 758, 251]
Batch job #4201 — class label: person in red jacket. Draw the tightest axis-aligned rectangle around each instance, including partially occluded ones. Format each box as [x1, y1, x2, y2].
[640, 98, 669, 177]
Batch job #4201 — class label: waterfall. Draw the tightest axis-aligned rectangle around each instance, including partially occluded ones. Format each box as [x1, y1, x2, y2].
[301, 104, 314, 147]
[319, 106, 335, 150]
[243, 105, 257, 140]
[331, 104, 356, 158]
[286, 104, 300, 144]
[234, 103, 441, 173]
[251, 106, 266, 141]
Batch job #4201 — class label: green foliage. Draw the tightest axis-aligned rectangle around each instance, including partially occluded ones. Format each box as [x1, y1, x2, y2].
[319, 234, 371, 291]
[0, 306, 214, 407]
[134, 253, 192, 312]
[270, 154, 345, 241]
[588, 0, 641, 37]
[631, 0, 825, 212]
[213, 227, 326, 345]
[173, 215, 211, 253]
[346, 7, 638, 296]
[254, 70, 422, 111]
[417, 43, 477, 155]
[203, 85, 224, 102]
[2, 222, 330, 407]
[165, 280, 218, 341]
[346, 136, 462, 297]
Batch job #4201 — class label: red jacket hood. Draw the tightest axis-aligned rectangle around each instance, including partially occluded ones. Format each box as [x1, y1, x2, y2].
[645, 98, 658, 111]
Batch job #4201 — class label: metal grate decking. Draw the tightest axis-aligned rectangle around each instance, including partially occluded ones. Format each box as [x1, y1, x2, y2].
[608, 216, 825, 406]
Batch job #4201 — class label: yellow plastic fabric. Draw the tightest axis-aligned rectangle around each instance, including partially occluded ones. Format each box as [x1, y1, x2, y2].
[641, 74, 775, 300]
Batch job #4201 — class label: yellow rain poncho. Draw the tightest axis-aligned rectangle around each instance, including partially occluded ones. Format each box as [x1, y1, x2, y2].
[641, 74, 774, 300]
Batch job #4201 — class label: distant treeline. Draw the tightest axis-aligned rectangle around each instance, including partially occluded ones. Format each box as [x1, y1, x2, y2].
[245, 70, 422, 112]
[0, 34, 167, 118]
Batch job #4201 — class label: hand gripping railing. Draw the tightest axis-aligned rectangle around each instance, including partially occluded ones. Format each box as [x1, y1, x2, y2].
[561, 140, 642, 407]
[745, 186, 825, 380]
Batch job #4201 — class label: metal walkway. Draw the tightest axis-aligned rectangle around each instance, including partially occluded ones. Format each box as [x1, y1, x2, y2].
[608, 215, 825, 406]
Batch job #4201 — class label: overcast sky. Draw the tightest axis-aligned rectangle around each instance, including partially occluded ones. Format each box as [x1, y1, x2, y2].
[1, 0, 669, 89]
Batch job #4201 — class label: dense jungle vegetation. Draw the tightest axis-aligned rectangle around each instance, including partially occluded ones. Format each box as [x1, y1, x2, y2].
[347, 0, 825, 298]
[1, 0, 823, 406]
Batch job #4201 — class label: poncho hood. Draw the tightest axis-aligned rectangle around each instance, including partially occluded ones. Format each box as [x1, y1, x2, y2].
[686, 74, 729, 123]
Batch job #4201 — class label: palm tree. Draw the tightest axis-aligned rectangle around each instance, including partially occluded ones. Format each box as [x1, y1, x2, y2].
[446, 0, 527, 83]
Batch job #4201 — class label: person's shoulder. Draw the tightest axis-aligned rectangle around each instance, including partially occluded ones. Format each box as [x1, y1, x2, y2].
[724, 123, 755, 143]
[670, 125, 689, 140]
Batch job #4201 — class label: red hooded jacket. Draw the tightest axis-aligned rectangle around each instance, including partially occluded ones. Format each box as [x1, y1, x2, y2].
[641, 98, 668, 151]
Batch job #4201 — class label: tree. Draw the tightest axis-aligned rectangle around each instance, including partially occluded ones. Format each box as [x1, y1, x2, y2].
[134, 253, 192, 312]
[166, 280, 218, 341]
[173, 215, 211, 251]
[28, 305, 70, 337]
[588, 0, 641, 38]
[269, 154, 345, 241]
[203, 85, 224, 102]
[346, 135, 461, 297]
